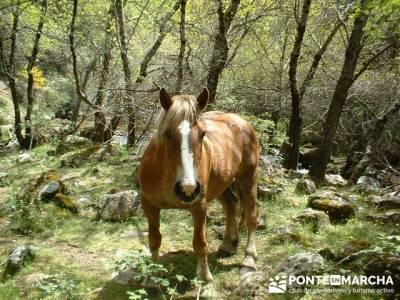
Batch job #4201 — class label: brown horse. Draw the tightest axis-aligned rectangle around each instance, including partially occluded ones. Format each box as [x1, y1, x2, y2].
[138, 88, 259, 288]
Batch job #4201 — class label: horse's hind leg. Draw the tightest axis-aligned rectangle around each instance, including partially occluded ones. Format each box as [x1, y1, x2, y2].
[237, 174, 258, 277]
[217, 188, 239, 257]
[141, 196, 161, 260]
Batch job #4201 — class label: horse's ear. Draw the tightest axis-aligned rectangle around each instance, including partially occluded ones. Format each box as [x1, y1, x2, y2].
[160, 88, 172, 110]
[196, 88, 209, 111]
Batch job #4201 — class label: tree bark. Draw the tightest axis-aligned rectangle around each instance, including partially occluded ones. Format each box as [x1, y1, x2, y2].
[283, 0, 312, 170]
[309, 1, 368, 182]
[24, 0, 48, 149]
[175, 0, 187, 94]
[206, 0, 240, 102]
[347, 97, 400, 185]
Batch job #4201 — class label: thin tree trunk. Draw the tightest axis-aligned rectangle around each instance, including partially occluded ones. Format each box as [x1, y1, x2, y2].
[93, 3, 114, 143]
[284, 0, 312, 170]
[347, 97, 400, 185]
[115, 0, 136, 147]
[175, 0, 187, 94]
[310, 1, 368, 182]
[24, 0, 48, 149]
[206, 0, 240, 102]
[6, 11, 25, 148]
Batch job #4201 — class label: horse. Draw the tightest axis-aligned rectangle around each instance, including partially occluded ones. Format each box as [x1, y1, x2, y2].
[138, 87, 259, 292]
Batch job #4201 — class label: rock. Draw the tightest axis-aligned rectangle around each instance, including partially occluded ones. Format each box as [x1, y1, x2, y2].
[60, 145, 101, 168]
[214, 225, 225, 240]
[367, 193, 400, 211]
[77, 197, 93, 208]
[325, 174, 347, 186]
[294, 208, 330, 232]
[21, 272, 47, 287]
[2, 245, 35, 279]
[317, 248, 337, 261]
[234, 271, 267, 300]
[99, 190, 140, 222]
[271, 226, 302, 244]
[299, 148, 319, 169]
[308, 191, 355, 222]
[367, 210, 400, 224]
[273, 252, 324, 285]
[56, 135, 92, 155]
[356, 176, 380, 192]
[54, 194, 79, 213]
[35, 118, 74, 143]
[300, 130, 321, 146]
[294, 179, 316, 195]
[258, 185, 283, 201]
[39, 181, 61, 201]
[364, 254, 400, 296]
[17, 153, 34, 163]
[257, 214, 267, 230]
[339, 240, 370, 259]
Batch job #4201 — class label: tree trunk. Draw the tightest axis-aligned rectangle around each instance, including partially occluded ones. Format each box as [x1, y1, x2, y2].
[347, 97, 400, 185]
[309, 2, 368, 182]
[175, 0, 187, 94]
[24, 0, 48, 149]
[206, 0, 240, 102]
[115, 0, 136, 147]
[283, 0, 312, 170]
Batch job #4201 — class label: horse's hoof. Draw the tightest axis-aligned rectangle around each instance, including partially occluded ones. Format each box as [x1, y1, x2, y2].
[240, 265, 256, 278]
[199, 283, 218, 300]
[216, 247, 236, 258]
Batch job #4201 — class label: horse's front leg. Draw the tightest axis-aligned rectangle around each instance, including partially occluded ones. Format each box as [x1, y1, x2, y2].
[190, 204, 213, 283]
[141, 196, 161, 260]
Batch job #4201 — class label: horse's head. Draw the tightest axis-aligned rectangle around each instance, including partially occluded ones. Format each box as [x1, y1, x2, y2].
[156, 88, 209, 205]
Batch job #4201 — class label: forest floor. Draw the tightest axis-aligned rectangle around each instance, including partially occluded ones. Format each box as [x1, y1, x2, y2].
[0, 140, 398, 300]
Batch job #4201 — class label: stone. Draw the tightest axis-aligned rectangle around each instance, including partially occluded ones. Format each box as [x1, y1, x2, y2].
[77, 197, 93, 208]
[17, 153, 34, 163]
[271, 226, 302, 244]
[299, 148, 319, 169]
[325, 174, 347, 186]
[234, 271, 267, 300]
[99, 190, 140, 222]
[300, 130, 321, 146]
[56, 135, 92, 155]
[339, 239, 370, 259]
[54, 194, 79, 214]
[273, 252, 324, 286]
[257, 214, 267, 230]
[214, 225, 225, 240]
[294, 208, 330, 232]
[2, 245, 35, 279]
[367, 210, 400, 224]
[356, 176, 380, 192]
[317, 248, 337, 261]
[308, 191, 355, 222]
[39, 181, 61, 201]
[21, 272, 47, 287]
[367, 193, 400, 211]
[294, 179, 316, 195]
[35, 118, 74, 143]
[258, 185, 283, 201]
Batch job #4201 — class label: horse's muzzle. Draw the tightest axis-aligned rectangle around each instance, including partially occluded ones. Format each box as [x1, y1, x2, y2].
[174, 181, 201, 204]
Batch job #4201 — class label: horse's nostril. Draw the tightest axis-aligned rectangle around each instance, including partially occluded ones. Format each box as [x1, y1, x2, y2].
[174, 181, 201, 203]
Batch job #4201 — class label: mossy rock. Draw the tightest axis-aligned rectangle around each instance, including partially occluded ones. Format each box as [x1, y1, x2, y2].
[54, 193, 78, 214]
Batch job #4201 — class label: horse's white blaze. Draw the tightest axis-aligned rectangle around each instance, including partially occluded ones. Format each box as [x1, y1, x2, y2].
[178, 120, 196, 195]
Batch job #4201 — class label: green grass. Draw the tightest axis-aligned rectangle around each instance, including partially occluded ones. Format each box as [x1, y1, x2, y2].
[0, 144, 398, 300]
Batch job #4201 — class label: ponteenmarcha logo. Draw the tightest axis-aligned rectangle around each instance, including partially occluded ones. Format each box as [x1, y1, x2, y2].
[268, 275, 287, 293]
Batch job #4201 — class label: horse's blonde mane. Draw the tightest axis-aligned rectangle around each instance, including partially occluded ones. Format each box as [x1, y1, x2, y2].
[155, 95, 199, 140]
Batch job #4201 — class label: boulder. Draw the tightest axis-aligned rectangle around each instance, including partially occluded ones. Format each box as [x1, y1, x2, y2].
[308, 191, 355, 222]
[54, 193, 78, 214]
[35, 118, 74, 143]
[299, 148, 319, 169]
[17, 153, 34, 163]
[56, 135, 92, 155]
[294, 208, 330, 232]
[258, 185, 283, 201]
[294, 179, 316, 195]
[367, 210, 400, 224]
[2, 245, 35, 280]
[234, 271, 267, 300]
[273, 252, 324, 286]
[300, 130, 321, 146]
[367, 193, 400, 211]
[271, 226, 303, 244]
[99, 190, 140, 222]
[356, 176, 380, 192]
[39, 181, 61, 201]
[339, 239, 370, 259]
[325, 174, 347, 186]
